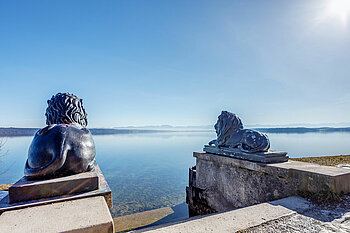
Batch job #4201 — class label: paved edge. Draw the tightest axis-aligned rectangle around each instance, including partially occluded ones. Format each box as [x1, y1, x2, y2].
[0, 196, 114, 233]
[132, 196, 311, 233]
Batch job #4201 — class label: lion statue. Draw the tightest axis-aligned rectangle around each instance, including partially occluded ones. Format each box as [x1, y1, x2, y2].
[25, 93, 96, 179]
[208, 111, 270, 153]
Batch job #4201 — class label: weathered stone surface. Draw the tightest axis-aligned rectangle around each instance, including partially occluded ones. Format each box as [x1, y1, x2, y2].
[132, 196, 311, 233]
[0, 196, 114, 233]
[9, 166, 99, 203]
[204, 145, 288, 163]
[0, 162, 112, 213]
[186, 166, 216, 216]
[246, 194, 350, 232]
[187, 151, 350, 215]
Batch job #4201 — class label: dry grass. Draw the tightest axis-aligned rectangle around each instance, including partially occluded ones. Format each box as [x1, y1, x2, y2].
[291, 154, 350, 166]
[0, 183, 12, 191]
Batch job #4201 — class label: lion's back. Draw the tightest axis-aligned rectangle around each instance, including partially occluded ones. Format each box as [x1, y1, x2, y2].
[27, 124, 95, 176]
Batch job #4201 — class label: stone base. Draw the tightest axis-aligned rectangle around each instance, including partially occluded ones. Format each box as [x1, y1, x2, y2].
[187, 151, 350, 215]
[136, 196, 311, 233]
[203, 145, 288, 163]
[9, 166, 99, 203]
[0, 162, 112, 213]
[0, 196, 114, 233]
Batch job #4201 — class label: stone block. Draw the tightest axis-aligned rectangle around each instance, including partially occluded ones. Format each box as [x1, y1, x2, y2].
[9, 167, 99, 203]
[0, 196, 114, 233]
[134, 196, 311, 233]
[203, 145, 288, 163]
[187, 151, 350, 215]
[0, 162, 112, 213]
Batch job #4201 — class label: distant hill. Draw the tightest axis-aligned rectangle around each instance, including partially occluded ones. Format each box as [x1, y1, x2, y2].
[0, 127, 169, 137]
[255, 127, 350, 134]
[115, 123, 350, 130]
[1, 126, 350, 137]
[0, 128, 39, 137]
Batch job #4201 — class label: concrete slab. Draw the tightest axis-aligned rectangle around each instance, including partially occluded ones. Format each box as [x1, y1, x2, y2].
[9, 167, 99, 203]
[269, 196, 311, 212]
[0, 162, 112, 213]
[239, 193, 350, 232]
[133, 196, 312, 233]
[0, 196, 114, 233]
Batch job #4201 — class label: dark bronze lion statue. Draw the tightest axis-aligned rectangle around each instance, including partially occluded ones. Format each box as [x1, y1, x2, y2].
[208, 111, 270, 153]
[25, 93, 96, 179]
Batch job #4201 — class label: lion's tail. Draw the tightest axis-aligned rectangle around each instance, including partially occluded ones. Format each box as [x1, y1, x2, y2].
[24, 138, 68, 178]
[254, 133, 270, 153]
[239, 132, 270, 153]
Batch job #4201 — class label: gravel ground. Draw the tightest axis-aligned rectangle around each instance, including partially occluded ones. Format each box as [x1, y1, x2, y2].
[244, 195, 350, 233]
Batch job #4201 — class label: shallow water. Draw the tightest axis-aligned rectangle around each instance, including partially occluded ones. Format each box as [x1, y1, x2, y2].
[0, 131, 350, 221]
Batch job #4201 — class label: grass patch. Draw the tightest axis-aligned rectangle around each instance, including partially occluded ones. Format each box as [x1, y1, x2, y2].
[291, 154, 350, 166]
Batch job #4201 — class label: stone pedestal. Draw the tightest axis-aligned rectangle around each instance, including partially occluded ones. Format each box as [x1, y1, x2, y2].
[0, 162, 112, 213]
[0, 161, 114, 232]
[203, 145, 288, 163]
[9, 168, 99, 203]
[0, 196, 114, 233]
[186, 151, 350, 215]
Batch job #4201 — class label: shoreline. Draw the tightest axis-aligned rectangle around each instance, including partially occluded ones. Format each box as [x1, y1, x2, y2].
[1, 126, 350, 137]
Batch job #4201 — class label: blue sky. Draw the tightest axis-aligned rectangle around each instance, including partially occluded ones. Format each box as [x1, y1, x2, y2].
[0, 0, 349, 128]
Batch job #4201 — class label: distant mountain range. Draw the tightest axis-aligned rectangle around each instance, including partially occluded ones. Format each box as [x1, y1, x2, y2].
[256, 127, 350, 134]
[114, 122, 350, 129]
[0, 127, 168, 137]
[1, 126, 350, 137]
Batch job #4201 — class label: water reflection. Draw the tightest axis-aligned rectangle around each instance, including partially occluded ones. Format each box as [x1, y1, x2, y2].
[0, 131, 350, 220]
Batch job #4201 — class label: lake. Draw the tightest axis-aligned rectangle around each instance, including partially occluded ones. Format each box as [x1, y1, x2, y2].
[1, 131, 350, 223]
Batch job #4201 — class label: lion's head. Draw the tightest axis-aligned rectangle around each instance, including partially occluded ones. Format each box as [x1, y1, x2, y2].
[45, 93, 88, 127]
[214, 111, 243, 147]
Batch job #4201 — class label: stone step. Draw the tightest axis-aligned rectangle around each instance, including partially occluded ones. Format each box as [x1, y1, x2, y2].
[0, 196, 114, 233]
[132, 196, 311, 233]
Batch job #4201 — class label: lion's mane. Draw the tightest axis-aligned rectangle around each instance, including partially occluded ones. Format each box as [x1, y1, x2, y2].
[45, 93, 88, 127]
[215, 111, 243, 147]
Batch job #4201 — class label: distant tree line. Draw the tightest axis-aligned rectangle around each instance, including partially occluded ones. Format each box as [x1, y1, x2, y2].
[0, 127, 165, 137]
[257, 127, 350, 134]
[1, 127, 350, 137]
[0, 128, 39, 137]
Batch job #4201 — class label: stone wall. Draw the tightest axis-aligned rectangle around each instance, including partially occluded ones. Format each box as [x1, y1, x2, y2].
[187, 151, 350, 215]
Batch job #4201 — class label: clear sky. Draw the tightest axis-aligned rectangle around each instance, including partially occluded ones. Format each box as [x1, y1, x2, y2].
[0, 0, 349, 128]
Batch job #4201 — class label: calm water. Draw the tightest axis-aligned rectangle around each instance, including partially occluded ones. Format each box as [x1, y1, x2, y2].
[1, 131, 350, 221]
